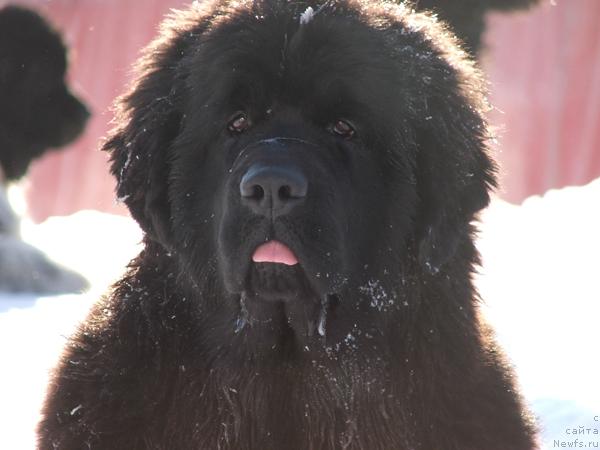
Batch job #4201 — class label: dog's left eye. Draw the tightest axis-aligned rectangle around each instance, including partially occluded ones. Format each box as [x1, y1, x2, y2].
[228, 112, 252, 133]
[329, 119, 355, 139]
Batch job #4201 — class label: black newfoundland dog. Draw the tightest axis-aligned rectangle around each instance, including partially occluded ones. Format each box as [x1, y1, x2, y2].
[40, 0, 537, 448]
[0, 5, 89, 181]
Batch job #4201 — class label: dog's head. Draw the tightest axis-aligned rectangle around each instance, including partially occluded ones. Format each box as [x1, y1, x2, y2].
[106, 0, 495, 344]
[0, 6, 90, 181]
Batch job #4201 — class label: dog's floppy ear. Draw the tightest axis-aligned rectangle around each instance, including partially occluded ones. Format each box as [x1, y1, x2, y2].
[103, 9, 210, 248]
[415, 94, 496, 274]
[406, 21, 497, 274]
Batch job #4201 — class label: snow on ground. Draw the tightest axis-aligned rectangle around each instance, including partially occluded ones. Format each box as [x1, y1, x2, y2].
[0, 211, 142, 448]
[476, 178, 600, 448]
[1, 180, 599, 449]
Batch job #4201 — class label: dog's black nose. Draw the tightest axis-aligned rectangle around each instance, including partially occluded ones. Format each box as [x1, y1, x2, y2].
[240, 164, 308, 217]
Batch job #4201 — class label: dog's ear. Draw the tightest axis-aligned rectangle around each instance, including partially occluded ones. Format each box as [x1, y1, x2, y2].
[378, 9, 496, 273]
[414, 71, 497, 274]
[103, 9, 209, 248]
[389, 13, 498, 274]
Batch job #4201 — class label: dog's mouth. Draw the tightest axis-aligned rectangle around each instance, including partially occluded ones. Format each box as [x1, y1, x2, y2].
[236, 239, 342, 345]
[252, 240, 299, 266]
[246, 240, 309, 302]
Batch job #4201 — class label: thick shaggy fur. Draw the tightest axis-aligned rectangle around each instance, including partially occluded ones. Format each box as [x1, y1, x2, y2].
[416, 0, 539, 53]
[39, 1, 537, 448]
[0, 6, 89, 294]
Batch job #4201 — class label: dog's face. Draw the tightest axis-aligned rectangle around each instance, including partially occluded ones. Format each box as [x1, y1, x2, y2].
[107, 0, 495, 344]
[173, 15, 420, 303]
[0, 6, 89, 181]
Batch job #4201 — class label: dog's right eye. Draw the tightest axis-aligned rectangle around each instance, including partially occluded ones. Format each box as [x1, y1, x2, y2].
[329, 119, 356, 139]
[228, 112, 252, 133]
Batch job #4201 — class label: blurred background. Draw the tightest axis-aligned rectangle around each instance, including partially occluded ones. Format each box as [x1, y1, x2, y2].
[0, 1, 598, 449]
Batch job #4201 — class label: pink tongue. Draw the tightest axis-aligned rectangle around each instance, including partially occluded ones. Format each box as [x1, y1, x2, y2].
[252, 240, 298, 266]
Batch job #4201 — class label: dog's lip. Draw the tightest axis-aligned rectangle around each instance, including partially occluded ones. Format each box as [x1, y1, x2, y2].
[252, 240, 299, 266]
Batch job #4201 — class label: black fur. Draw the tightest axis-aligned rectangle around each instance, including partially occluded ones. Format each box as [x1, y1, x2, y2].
[39, 1, 537, 448]
[415, 0, 539, 54]
[0, 5, 89, 181]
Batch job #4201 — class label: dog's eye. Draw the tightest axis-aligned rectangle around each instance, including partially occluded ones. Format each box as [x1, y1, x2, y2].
[330, 119, 355, 139]
[228, 112, 252, 133]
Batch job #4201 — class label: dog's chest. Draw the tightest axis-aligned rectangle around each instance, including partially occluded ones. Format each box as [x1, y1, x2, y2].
[149, 362, 413, 449]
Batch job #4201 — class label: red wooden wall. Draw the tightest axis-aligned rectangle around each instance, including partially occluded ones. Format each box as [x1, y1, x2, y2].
[484, 0, 600, 202]
[3, 0, 599, 220]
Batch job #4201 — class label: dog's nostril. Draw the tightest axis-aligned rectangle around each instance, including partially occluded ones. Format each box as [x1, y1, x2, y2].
[251, 184, 264, 200]
[278, 185, 292, 200]
[240, 174, 265, 200]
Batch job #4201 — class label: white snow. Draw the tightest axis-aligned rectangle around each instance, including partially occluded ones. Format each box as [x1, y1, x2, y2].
[1, 178, 599, 448]
[475, 178, 600, 448]
[360, 279, 395, 311]
[0, 210, 142, 448]
[299, 6, 315, 26]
